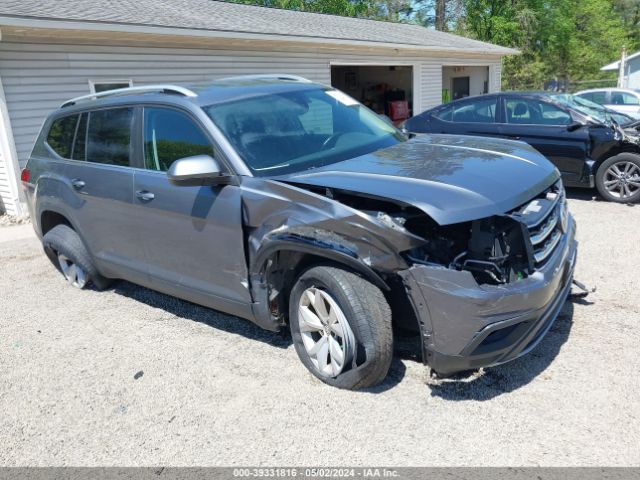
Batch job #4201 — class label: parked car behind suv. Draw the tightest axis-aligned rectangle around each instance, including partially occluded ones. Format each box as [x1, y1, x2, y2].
[405, 92, 640, 203]
[22, 76, 577, 389]
[575, 88, 640, 120]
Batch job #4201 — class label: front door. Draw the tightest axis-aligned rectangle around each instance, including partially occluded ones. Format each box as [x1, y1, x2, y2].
[498, 97, 590, 186]
[132, 106, 251, 315]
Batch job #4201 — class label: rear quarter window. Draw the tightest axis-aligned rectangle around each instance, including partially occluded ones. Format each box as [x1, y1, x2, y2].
[46, 115, 79, 158]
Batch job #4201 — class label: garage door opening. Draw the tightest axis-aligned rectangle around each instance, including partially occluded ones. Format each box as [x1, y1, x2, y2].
[331, 65, 413, 125]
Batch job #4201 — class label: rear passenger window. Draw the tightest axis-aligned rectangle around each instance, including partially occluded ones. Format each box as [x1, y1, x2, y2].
[86, 108, 134, 166]
[47, 115, 79, 158]
[143, 108, 213, 171]
[435, 98, 497, 123]
[434, 106, 453, 121]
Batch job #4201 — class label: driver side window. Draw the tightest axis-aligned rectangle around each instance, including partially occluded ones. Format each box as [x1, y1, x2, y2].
[143, 108, 214, 171]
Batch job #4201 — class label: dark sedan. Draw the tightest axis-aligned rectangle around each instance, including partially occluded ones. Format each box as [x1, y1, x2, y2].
[405, 92, 640, 203]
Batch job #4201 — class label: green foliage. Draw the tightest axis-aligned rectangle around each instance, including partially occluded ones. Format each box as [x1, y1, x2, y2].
[455, 0, 638, 89]
[229, 0, 387, 17]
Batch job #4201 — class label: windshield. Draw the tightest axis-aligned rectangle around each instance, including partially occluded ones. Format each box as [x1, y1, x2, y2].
[204, 87, 405, 176]
[547, 93, 628, 125]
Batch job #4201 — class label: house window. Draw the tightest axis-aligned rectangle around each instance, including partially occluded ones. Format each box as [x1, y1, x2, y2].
[89, 80, 133, 94]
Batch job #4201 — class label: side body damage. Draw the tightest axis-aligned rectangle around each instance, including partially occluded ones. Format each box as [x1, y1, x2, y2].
[240, 176, 426, 332]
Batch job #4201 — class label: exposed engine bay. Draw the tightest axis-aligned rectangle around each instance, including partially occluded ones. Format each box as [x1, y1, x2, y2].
[290, 181, 566, 286]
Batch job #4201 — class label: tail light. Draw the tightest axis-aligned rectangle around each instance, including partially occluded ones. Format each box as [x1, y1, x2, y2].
[20, 168, 30, 183]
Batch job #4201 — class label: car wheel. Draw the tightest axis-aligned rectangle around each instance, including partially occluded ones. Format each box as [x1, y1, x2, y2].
[42, 224, 112, 290]
[289, 265, 393, 390]
[595, 153, 640, 203]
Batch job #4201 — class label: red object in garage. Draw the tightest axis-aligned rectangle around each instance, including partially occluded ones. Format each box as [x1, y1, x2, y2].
[387, 100, 409, 121]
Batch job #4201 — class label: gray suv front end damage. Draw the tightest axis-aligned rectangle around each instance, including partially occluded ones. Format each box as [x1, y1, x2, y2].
[400, 210, 576, 375]
[246, 173, 577, 376]
[242, 138, 577, 376]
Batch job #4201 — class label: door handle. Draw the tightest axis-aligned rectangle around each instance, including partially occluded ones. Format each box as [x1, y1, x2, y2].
[507, 135, 521, 140]
[71, 179, 85, 190]
[135, 190, 155, 202]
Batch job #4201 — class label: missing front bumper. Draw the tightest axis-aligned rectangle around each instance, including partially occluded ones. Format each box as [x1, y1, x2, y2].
[399, 216, 577, 375]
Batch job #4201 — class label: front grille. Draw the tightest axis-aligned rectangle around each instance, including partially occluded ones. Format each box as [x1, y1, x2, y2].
[512, 181, 568, 269]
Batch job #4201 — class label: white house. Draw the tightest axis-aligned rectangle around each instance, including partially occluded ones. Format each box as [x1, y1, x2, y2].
[601, 50, 640, 90]
[0, 0, 516, 216]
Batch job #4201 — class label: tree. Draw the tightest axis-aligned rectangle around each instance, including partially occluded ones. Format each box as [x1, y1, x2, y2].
[435, 0, 446, 30]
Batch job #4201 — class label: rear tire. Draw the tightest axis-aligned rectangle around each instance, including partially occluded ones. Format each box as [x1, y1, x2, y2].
[42, 224, 112, 290]
[595, 153, 640, 203]
[289, 265, 393, 390]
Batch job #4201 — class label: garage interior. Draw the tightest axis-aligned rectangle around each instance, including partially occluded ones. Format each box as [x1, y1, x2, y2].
[331, 65, 413, 124]
[442, 65, 489, 102]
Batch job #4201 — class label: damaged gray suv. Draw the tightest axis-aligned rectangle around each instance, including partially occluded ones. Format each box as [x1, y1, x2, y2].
[23, 75, 577, 389]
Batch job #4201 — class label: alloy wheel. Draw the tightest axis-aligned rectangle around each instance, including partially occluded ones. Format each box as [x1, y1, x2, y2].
[57, 253, 88, 289]
[603, 161, 640, 199]
[297, 287, 355, 377]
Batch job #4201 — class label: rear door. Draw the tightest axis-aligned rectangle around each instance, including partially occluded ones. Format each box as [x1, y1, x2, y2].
[50, 107, 145, 282]
[131, 106, 251, 312]
[428, 96, 501, 137]
[497, 96, 590, 185]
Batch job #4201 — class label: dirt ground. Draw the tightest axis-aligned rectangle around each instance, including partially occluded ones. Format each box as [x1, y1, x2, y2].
[1, 190, 638, 466]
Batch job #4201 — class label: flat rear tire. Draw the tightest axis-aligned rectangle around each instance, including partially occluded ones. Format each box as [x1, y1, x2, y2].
[43, 224, 112, 291]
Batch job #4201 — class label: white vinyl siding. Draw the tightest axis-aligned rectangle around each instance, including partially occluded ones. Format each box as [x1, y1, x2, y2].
[0, 39, 503, 205]
[489, 63, 502, 92]
[0, 74, 22, 215]
[420, 63, 443, 111]
[0, 150, 16, 214]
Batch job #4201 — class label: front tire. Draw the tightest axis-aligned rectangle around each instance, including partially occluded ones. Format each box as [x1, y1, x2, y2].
[42, 224, 112, 290]
[289, 266, 393, 390]
[595, 153, 640, 203]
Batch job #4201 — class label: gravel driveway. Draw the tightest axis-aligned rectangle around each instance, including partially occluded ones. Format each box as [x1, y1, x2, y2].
[1, 191, 639, 467]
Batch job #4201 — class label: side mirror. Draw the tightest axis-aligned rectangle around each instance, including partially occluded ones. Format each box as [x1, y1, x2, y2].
[567, 121, 584, 132]
[167, 155, 229, 186]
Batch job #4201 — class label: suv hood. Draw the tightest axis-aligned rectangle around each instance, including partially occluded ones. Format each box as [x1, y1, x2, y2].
[276, 134, 560, 225]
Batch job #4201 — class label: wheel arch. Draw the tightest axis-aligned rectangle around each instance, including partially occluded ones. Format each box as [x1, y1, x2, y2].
[248, 239, 391, 332]
[40, 209, 73, 236]
[594, 147, 640, 173]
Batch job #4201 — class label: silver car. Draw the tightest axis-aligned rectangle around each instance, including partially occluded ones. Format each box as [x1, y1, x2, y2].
[575, 88, 640, 120]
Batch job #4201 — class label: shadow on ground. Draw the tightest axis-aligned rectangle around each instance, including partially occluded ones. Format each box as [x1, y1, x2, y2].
[565, 187, 599, 202]
[565, 187, 637, 207]
[109, 279, 586, 397]
[425, 300, 582, 401]
[112, 281, 292, 350]
[110, 279, 409, 392]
